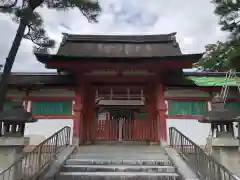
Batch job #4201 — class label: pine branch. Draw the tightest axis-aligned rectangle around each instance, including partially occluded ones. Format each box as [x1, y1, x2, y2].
[45, 0, 101, 22]
[0, 0, 18, 8]
[0, 0, 102, 111]
[0, 0, 101, 50]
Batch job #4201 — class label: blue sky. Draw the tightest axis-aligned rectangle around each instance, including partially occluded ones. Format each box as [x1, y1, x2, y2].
[0, 0, 228, 72]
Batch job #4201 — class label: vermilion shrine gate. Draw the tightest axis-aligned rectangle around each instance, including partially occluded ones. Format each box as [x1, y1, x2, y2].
[4, 33, 240, 145]
[34, 32, 203, 144]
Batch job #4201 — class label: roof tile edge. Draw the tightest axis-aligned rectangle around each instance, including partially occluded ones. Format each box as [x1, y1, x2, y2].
[60, 32, 178, 43]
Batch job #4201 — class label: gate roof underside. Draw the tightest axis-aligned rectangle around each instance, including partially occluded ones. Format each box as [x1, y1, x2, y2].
[3, 72, 240, 88]
[30, 33, 239, 88]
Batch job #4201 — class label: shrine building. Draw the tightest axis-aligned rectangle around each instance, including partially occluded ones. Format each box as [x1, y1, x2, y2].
[4, 33, 240, 145]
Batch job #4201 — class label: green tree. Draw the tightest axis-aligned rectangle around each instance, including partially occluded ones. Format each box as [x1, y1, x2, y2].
[195, 0, 240, 71]
[0, 0, 101, 110]
[213, 0, 240, 41]
[194, 41, 240, 71]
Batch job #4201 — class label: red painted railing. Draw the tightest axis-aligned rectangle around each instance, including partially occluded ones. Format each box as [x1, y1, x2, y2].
[132, 120, 152, 141]
[92, 119, 153, 141]
[93, 120, 118, 141]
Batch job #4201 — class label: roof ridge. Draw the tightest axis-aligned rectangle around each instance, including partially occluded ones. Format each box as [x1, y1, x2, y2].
[61, 32, 177, 43]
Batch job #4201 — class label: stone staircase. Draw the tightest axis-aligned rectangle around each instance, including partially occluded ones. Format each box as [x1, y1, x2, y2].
[56, 145, 182, 180]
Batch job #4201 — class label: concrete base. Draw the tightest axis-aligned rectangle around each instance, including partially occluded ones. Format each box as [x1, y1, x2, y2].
[165, 148, 199, 180]
[0, 137, 29, 180]
[160, 140, 168, 148]
[211, 146, 240, 178]
[211, 138, 238, 147]
[208, 137, 240, 178]
[72, 137, 79, 145]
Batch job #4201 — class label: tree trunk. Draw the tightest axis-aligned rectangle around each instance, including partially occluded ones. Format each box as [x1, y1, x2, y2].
[0, 19, 27, 111]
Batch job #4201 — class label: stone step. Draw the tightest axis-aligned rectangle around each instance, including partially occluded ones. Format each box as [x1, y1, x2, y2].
[58, 172, 181, 180]
[71, 154, 169, 159]
[72, 152, 168, 155]
[61, 164, 176, 173]
[66, 159, 172, 166]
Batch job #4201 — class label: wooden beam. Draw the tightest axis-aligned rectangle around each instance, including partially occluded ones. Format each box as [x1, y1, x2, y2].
[77, 75, 158, 83]
[92, 83, 146, 88]
[33, 115, 74, 119]
[46, 60, 193, 73]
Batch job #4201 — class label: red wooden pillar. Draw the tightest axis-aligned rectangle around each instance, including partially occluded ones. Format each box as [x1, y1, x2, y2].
[157, 84, 167, 141]
[83, 84, 95, 142]
[83, 86, 90, 142]
[146, 84, 157, 142]
[73, 87, 83, 144]
[88, 86, 96, 141]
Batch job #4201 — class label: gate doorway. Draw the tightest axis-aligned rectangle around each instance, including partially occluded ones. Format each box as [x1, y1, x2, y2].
[110, 109, 133, 141]
[92, 87, 153, 142]
[93, 108, 153, 142]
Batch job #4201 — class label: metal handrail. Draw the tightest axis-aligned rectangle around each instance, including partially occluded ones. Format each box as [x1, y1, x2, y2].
[0, 126, 71, 180]
[169, 127, 238, 180]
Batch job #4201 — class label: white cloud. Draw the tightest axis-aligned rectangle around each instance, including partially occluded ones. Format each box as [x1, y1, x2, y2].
[0, 0, 229, 72]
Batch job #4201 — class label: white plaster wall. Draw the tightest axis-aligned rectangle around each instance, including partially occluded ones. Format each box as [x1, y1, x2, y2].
[166, 119, 210, 146]
[25, 119, 73, 145]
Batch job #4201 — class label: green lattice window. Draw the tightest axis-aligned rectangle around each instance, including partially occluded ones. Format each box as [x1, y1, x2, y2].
[31, 101, 72, 115]
[225, 102, 240, 113]
[168, 100, 207, 115]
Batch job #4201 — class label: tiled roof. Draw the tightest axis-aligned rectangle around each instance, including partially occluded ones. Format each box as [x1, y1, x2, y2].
[57, 33, 182, 57]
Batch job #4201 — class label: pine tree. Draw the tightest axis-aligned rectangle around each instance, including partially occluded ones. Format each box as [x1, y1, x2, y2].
[0, 0, 101, 110]
[195, 0, 240, 71]
[213, 0, 240, 41]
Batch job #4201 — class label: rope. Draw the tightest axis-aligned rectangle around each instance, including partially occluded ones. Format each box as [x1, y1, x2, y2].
[219, 69, 239, 103]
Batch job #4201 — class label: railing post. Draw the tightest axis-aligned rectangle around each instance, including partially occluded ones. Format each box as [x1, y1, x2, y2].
[55, 133, 58, 153]
[194, 146, 199, 171]
[217, 164, 221, 180]
[37, 146, 42, 171]
[180, 135, 184, 153]
[66, 128, 70, 146]
[169, 128, 173, 146]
